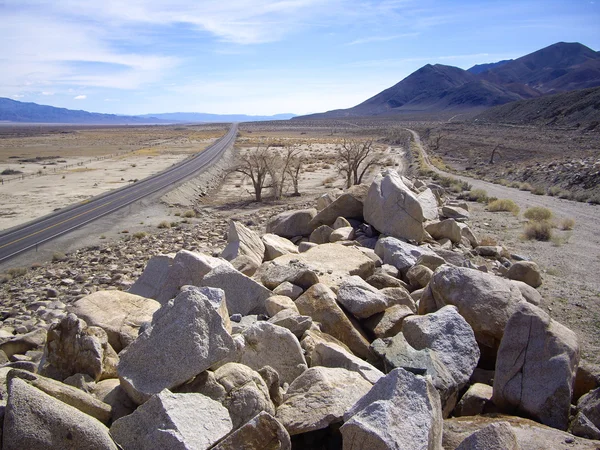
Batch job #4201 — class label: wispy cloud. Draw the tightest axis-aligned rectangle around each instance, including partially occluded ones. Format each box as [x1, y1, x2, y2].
[346, 33, 419, 46]
[74, 95, 87, 100]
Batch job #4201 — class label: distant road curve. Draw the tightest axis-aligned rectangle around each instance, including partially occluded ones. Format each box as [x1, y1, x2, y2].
[0, 124, 238, 263]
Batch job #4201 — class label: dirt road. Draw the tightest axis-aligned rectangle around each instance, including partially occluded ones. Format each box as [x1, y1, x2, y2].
[408, 128, 600, 365]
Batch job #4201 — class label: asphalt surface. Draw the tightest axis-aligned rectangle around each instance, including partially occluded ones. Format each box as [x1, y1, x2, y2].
[0, 123, 238, 263]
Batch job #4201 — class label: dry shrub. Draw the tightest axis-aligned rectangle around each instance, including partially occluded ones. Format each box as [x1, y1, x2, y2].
[519, 182, 533, 191]
[183, 210, 196, 218]
[524, 207, 553, 222]
[524, 221, 553, 241]
[531, 186, 546, 195]
[479, 235, 498, 246]
[157, 221, 171, 229]
[466, 189, 488, 203]
[559, 218, 575, 230]
[488, 199, 520, 215]
[133, 231, 147, 239]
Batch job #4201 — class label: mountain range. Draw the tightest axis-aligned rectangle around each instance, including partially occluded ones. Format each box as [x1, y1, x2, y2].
[0, 98, 295, 124]
[298, 42, 600, 119]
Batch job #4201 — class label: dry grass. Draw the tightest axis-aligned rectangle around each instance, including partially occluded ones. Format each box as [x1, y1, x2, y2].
[487, 199, 520, 215]
[559, 218, 575, 230]
[465, 189, 489, 203]
[524, 207, 553, 222]
[479, 235, 498, 246]
[524, 221, 553, 241]
[157, 220, 171, 229]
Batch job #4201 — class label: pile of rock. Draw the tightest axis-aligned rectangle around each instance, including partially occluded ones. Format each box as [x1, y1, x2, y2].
[0, 169, 599, 449]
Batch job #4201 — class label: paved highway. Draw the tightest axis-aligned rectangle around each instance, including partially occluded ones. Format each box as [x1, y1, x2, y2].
[0, 124, 238, 263]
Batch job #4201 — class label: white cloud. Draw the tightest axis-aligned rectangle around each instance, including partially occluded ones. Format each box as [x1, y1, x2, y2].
[12, 94, 24, 99]
[74, 95, 87, 100]
[346, 33, 419, 46]
[41, 91, 54, 96]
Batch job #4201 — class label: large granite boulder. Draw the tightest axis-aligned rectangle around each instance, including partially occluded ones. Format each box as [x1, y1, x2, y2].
[211, 412, 291, 450]
[341, 368, 443, 450]
[309, 192, 365, 228]
[455, 422, 520, 450]
[425, 219, 462, 244]
[39, 313, 118, 382]
[69, 290, 160, 353]
[221, 220, 265, 275]
[275, 367, 371, 435]
[506, 261, 542, 288]
[364, 170, 426, 243]
[493, 302, 579, 430]
[266, 208, 317, 238]
[374, 236, 437, 275]
[336, 275, 390, 319]
[117, 287, 235, 404]
[262, 234, 298, 261]
[110, 390, 232, 450]
[3, 377, 117, 450]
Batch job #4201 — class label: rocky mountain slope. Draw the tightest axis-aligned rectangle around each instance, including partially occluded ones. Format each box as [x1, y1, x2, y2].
[0, 169, 599, 449]
[299, 42, 600, 119]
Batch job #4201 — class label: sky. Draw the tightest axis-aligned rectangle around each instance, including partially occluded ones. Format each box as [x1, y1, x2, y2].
[1, 0, 599, 116]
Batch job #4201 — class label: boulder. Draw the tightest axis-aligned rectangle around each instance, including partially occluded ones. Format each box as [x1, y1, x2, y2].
[261, 243, 375, 290]
[341, 368, 443, 450]
[110, 390, 232, 450]
[366, 272, 406, 289]
[117, 287, 235, 404]
[266, 208, 317, 238]
[265, 295, 299, 316]
[417, 187, 440, 221]
[310, 193, 365, 229]
[571, 411, 600, 440]
[275, 367, 371, 435]
[371, 334, 458, 418]
[454, 383, 494, 417]
[426, 219, 462, 244]
[574, 361, 600, 401]
[429, 265, 528, 349]
[381, 286, 416, 312]
[364, 304, 414, 339]
[336, 275, 389, 319]
[268, 309, 312, 338]
[262, 234, 298, 261]
[201, 264, 272, 315]
[258, 260, 320, 291]
[493, 302, 579, 430]
[239, 322, 307, 386]
[316, 191, 342, 211]
[272, 281, 303, 300]
[455, 422, 520, 450]
[126, 253, 173, 300]
[4, 377, 117, 450]
[7, 369, 112, 424]
[406, 264, 433, 289]
[330, 226, 354, 242]
[333, 216, 352, 229]
[506, 261, 542, 288]
[306, 341, 384, 384]
[0, 328, 47, 359]
[458, 223, 479, 248]
[92, 378, 136, 421]
[443, 415, 600, 450]
[309, 225, 334, 244]
[214, 362, 275, 429]
[374, 236, 437, 275]
[39, 313, 118, 382]
[576, 387, 600, 433]
[211, 411, 291, 450]
[300, 329, 353, 364]
[295, 284, 372, 360]
[510, 280, 542, 306]
[364, 170, 426, 242]
[402, 306, 480, 391]
[221, 220, 265, 275]
[69, 290, 160, 353]
[441, 205, 469, 221]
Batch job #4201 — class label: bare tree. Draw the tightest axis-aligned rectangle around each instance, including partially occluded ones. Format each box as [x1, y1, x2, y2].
[428, 131, 444, 152]
[286, 145, 306, 196]
[489, 144, 501, 164]
[234, 143, 272, 202]
[268, 143, 305, 199]
[337, 138, 382, 188]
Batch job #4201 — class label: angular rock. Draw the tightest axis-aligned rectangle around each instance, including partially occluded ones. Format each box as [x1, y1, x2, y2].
[117, 288, 235, 404]
[330, 226, 354, 242]
[202, 264, 272, 315]
[454, 383, 494, 417]
[510, 280, 542, 306]
[493, 302, 579, 430]
[310, 192, 365, 228]
[300, 328, 353, 364]
[458, 223, 479, 248]
[375, 236, 437, 275]
[442, 205, 469, 221]
[258, 259, 320, 291]
[406, 264, 433, 289]
[0, 328, 47, 359]
[265, 295, 299, 316]
[211, 412, 291, 450]
[336, 275, 389, 319]
[221, 221, 265, 275]
[262, 234, 298, 261]
[576, 387, 600, 432]
[307, 341, 384, 384]
[341, 368, 443, 450]
[295, 284, 372, 360]
[127, 253, 173, 300]
[364, 304, 414, 339]
[39, 313, 118, 382]
[4, 377, 117, 450]
[574, 362, 600, 401]
[275, 367, 371, 435]
[429, 265, 528, 349]
[266, 208, 317, 238]
[262, 243, 375, 290]
[268, 309, 312, 338]
[402, 306, 480, 390]
[571, 411, 600, 440]
[309, 225, 334, 244]
[69, 290, 160, 353]
[506, 261, 542, 288]
[333, 216, 352, 229]
[364, 170, 426, 242]
[239, 322, 307, 386]
[455, 421, 520, 450]
[214, 362, 275, 429]
[110, 390, 232, 450]
[92, 378, 136, 421]
[426, 219, 462, 244]
[417, 187, 440, 221]
[272, 281, 303, 300]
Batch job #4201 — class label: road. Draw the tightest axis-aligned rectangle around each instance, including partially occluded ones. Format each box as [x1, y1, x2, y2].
[0, 124, 238, 263]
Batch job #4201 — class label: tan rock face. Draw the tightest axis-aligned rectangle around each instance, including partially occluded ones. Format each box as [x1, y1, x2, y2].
[364, 170, 426, 243]
[69, 290, 161, 353]
[506, 261, 542, 288]
[309, 192, 365, 228]
[221, 220, 265, 275]
[262, 234, 298, 261]
[40, 313, 118, 382]
[211, 412, 291, 450]
[266, 208, 317, 238]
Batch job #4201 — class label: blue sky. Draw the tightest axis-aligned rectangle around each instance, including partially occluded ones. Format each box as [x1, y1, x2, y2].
[1, 0, 599, 115]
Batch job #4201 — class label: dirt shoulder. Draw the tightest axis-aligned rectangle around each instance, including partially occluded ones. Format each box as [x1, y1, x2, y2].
[409, 128, 600, 365]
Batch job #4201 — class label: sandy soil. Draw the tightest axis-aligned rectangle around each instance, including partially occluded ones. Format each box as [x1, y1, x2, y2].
[410, 128, 600, 365]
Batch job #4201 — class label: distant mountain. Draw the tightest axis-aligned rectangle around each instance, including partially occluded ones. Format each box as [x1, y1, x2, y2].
[467, 60, 512, 75]
[297, 42, 600, 119]
[0, 98, 165, 124]
[141, 112, 296, 123]
[473, 86, 600, 130]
